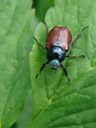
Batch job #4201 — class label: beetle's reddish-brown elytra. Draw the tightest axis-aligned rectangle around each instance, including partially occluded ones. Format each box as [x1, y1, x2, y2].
[33, 24, 88, 81]
[46, 26, 72, 52]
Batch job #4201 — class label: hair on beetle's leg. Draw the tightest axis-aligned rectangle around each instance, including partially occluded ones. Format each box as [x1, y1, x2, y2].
[66, 55, 85, 58]
[70, 26, 89, 47]
[36, 61, 49, 78]
[33, 36, 46, 49]
[60, 63, 70, 82]
[44, 21, 49, 37]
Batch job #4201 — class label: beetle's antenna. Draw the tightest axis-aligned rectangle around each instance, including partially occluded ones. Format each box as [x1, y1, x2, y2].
[36, 61, 49, 78]
[60, 63, 70, 82]
[33, 36, 46, 49]
[70, 26, 89, 47]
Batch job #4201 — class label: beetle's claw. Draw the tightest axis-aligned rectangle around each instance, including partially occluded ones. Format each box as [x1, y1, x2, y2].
[36, 74, 38, 79]
[80, 55, 85, 58]
[68, 77, 70, 82]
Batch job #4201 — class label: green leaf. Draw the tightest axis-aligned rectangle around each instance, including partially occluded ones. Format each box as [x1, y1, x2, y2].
[0, 0, 35, 127]
[29, 0, 96, 127]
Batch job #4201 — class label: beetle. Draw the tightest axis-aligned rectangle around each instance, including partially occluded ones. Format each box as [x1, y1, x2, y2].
[33, 23, 88, 81]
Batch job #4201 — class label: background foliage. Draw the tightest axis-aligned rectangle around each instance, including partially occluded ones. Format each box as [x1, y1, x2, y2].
[0, 0, 96, 128]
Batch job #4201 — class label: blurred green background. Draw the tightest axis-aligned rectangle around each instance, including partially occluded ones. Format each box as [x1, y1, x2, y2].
[33, 0, 55, 21]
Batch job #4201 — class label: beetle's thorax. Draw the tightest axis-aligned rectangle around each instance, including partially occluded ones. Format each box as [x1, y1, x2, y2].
[47, 46, 66, 62]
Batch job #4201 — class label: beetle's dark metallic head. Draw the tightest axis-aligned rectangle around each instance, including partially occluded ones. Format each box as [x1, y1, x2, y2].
[49, 59, 60, 69]
[47, 46, 66, 62]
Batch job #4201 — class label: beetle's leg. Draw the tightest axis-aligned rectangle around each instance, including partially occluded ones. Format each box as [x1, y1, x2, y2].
[60, 63, 70, 82]
[66, 55, 85, 58]
[70, 26, 89, 47]
[33, 36, 46, 49]
[36, 61, 49, 78]
[44, 21, 49, 37]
